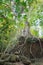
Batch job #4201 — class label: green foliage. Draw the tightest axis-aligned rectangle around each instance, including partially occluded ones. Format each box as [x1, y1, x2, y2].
[0, 0, 43, 51]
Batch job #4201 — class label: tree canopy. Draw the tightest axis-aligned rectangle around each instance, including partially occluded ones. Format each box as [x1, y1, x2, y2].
[0, 0, 43, 51]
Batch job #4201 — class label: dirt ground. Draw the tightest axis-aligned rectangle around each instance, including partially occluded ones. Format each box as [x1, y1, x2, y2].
[32, 58, 43, 65]
[32, 62, 43, 65]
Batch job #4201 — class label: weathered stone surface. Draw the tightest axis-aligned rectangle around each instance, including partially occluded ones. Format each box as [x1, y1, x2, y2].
[10, 55, 20, 62]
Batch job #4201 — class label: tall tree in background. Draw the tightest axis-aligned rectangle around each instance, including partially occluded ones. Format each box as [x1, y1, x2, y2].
[0, 0, 43, 52]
